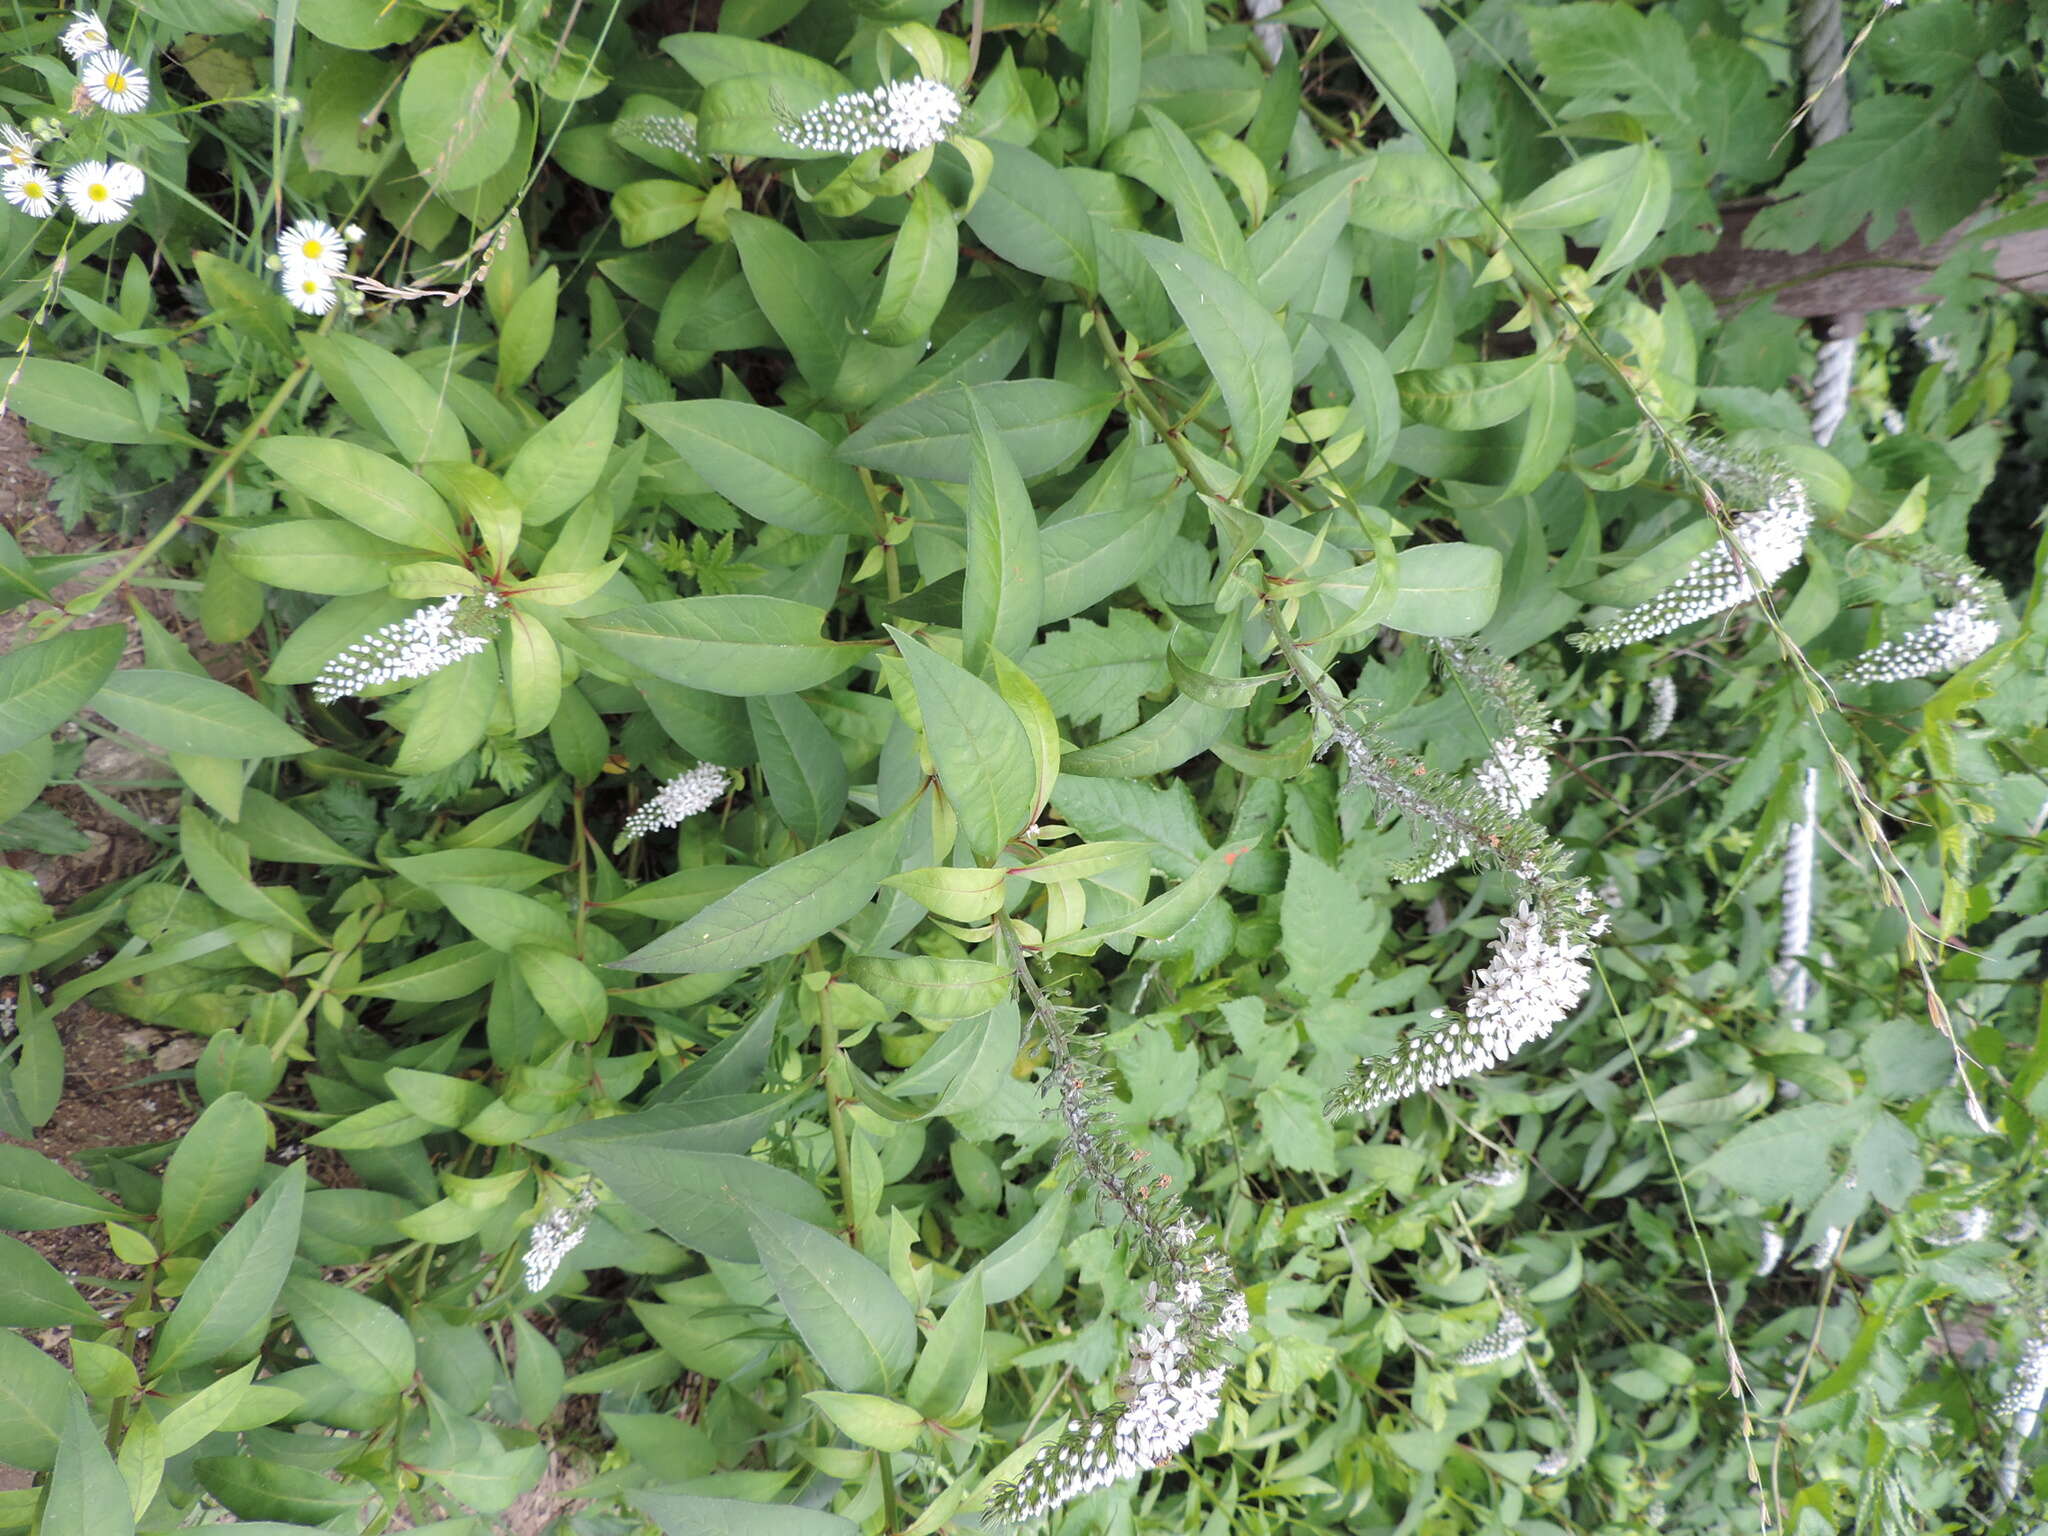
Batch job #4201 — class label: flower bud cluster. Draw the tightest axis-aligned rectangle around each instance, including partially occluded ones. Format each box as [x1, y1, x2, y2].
[1643, 674, 1677, 742]
[522, 1183, 600, 1291]
[1835, 598, 1999, 686]
[783, 77, 962, 155]
[310, 593, 502, 704]
[618, 115, 699, 158]
[984, 1260, 1250, 1524]
[1449, 1310, 1530, 1367]
[617, 763, 729, 844]
[1575, 477, 1813, 651]
[1327, 898, 1597, 1116]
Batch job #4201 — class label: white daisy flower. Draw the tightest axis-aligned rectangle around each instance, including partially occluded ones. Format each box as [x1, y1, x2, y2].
[3, 167, 58, 218]
[59, 9, 109, 60]
[60, 159, 140, 222]
[79, 49, 149, 115]
[277, 217, 347, 275]
[0, 128, 38, 172]
[283, 265, 337, 316]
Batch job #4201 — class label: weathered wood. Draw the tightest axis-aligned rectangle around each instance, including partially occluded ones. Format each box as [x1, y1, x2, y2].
[1662, 199, 2048, 315]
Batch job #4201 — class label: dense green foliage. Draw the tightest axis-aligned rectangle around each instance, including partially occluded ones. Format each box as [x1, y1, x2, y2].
[0, 0, 2045, 1533]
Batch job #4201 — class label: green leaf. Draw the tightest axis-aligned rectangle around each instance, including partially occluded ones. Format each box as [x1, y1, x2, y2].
[6, 358, 159, 443]
[346, 941, 501, 1002]
[384, 1067, 495, 1127]
[496, 265, 560, 390]
[960, 392, 1043, 673]
[847, 956, 1015, 1022]
[226, 520, 416, 595]
[1061, 608, 1241, 778]
[155, 1360, 263, 1456]
[1397, 354, 1550, 431]
[232, 788, 374, 867]
[282, 1278, 416, 1398]
[1585, 143, 1672, 283]
[1256, 1071, 1340, 1174]
[91, 670, 311, 759]
[400, 36, 519, 191]
[193, 1455, 370, 1525]
[0, 1330, 78, 1473]
[729, 211, 868, 403]
[633, 401, 871, 535]
[0, 737, 53, 823]
[529, 1136, 833, 1262]
[178, 807, 320, 941]
[745, 691, 847, 847]
[865, 181, 958, 346]
[0, 1234, 99, 1327]
[256, 437, 463, 556]
[302, 334, 469, 466]
[0, 1144, 125, 1229]
[953, 1187, 1070, 1305]
[1127, 233, 1291, 489]
[581, 595, 864, 696]
[1382, 542, 1502, 636]
[905, 1270, 984, 1421]
[1510, 144, 1646, 230]
[963, 140, 1097, 289]
[1025, 611, 1169, 737]
[157, 1091, 268, 1253]
[627, 1492, 858, 1536]
[805, 1391, 924, 1452]
[888, 628, 1035, 861]
[1316, 0, 1458, 147]
[881, 865, 1008, 923]
[1694, 1102, 1862, 1204]
[623, 803, 911, 973]
[752, 1205, 915, 1394]
[891, 1000, 1023, 1119]
[1521, 2, 1697, 133]
[505, 363, 623, 525]
[502, 610, 562, 738]
[0, 627, 123, 757]
[150, 1162, 306, 1379]
[1111, 111, 1249, 279]
[1281, 848, 1386, 1000]
[514, 946, 609, 1041]
[839, 380, 1116, 483]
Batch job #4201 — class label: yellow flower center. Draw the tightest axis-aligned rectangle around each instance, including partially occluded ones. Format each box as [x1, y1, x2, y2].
[301, 240, 323, 259]
[24, 182, 43, 197]
[87, 183, 107, 201]
[301, 279, 319, 293]
[104, 73, 126, 93]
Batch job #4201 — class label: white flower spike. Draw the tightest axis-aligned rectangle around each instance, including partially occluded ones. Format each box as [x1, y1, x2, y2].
[59, 9, 109, 60]
[1576, 476, 1813, 651]
[310, 593, 502, 704]
[522, 1184, 600, 1291]
[618, 763, 729, 845]
[3, 167, 57, 218]
[60, 159, 141, 222]
[1836, 598, 1999, 686]
[277, 217, 348, 275]
[784, 77, 962, 156]
[80, 49, 149, 115]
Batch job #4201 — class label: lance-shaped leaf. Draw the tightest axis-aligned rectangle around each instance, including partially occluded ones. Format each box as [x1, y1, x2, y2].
[623, 802, 912, 973]
[578, 595, 871, 696]
[0, 626, 123, 757]
[961, 391, 1042, 672]
[254, 437, 464, 556]
[633, 400, 871, 535]
[751, 1205, 916, 1394]
[1316, 0, 1457, 148]
[91, 671, 311, 759]
[886, 627, 1036, 860]
[150, 1162, 306, 1379]
[1127, 233, 1291, 492]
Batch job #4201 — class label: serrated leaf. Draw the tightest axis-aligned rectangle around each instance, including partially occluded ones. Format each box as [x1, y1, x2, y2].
[1024, 611, 1169, 736]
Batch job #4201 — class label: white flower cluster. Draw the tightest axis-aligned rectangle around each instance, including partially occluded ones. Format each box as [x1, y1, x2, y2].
[984, 1270, 1250, 1524]
[1925, 1206, 1992, 1247]
[2, 142, 143, 224]
[783, 77, 962, 156]
[310, 593, 502, 704]
[1576, 478, 1813, 651]
[1327, 900, 1596, 1116]
[1836, 598, 1999, 686]
[617, 763, 729, 845]
[1998, 1325, 2048, 1431]
[522, 1183, 600, 1291]
[1643, 673, 1677, 742]
[1412, 728, 1555, 880]
[276, 218, 355, 316]
[1449, 1310, 1530, 1367]
[618, 114, 699, 158]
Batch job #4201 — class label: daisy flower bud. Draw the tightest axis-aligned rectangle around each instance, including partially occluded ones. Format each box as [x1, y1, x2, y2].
[617, 763, 729, 845]
[3, 166, 57, 218]
[0, 127, 38, 172]
[59, 9, 109, 60]
[79, 49, 149, 115]
[783, 77, 963, 156]
[60, 158, 141, 222]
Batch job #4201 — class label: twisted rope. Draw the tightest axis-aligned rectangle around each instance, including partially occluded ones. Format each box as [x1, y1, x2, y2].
[1796, 0, 1860, 445]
